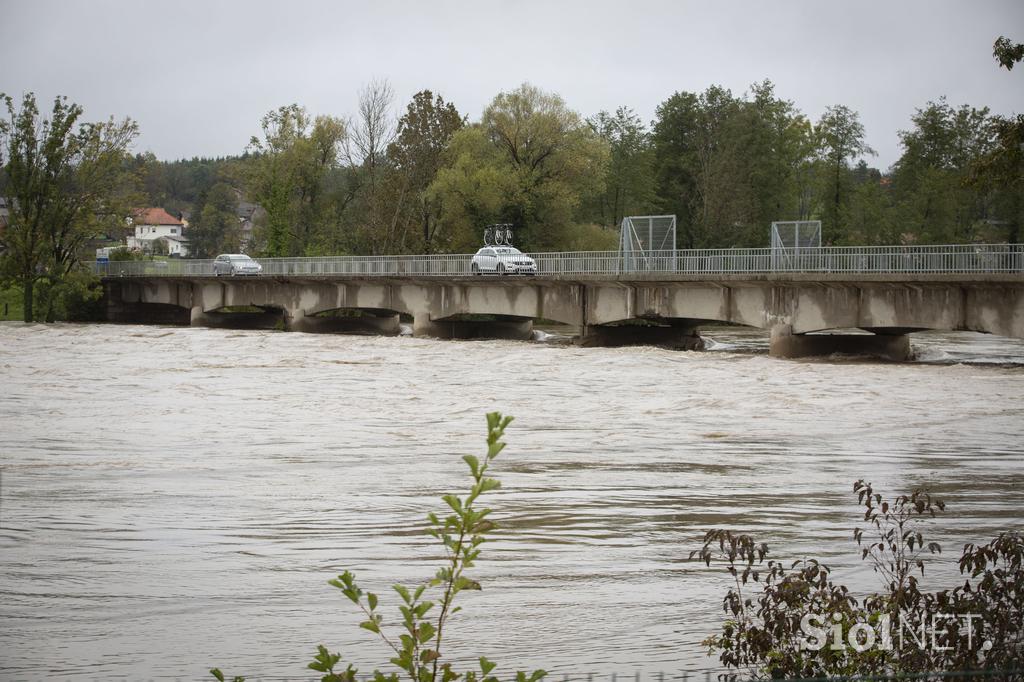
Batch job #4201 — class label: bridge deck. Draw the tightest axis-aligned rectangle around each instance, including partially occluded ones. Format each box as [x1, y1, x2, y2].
[91, 244, 1024, 280]
[100, 272, 1024, 284]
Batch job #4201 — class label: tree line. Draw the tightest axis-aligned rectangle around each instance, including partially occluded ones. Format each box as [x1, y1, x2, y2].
[146, 79, 1022, 257]
[1, 36, 1021, 321]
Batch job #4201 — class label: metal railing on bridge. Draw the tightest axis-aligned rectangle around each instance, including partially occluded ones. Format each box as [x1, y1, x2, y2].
[88, 243, 1024, 278]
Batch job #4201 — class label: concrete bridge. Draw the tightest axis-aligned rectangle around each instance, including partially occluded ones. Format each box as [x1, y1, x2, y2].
[103, 272, 1024, 360]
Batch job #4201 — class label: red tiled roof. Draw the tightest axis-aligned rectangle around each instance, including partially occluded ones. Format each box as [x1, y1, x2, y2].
[132, 207, 183, 226]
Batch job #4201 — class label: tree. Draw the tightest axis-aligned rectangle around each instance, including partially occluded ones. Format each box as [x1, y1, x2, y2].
[847, 172, 897, 244]
[385, 90, 464, 253]
[652, 82, 815, 248]
[430, 84, 608, 251]
[585, 107, 655, 229]
[347, 79, 396, 172]
[971, 36, 1024, 243]
[652, 91, 703, 247]
[993, 35, 1024, 70]
[0, 92, 137, 321]
[426, 126, 508, 251]
[689, 86, 748, 245]
[815, 104, 875, 241]
[740, 81, 817, 235]
[245, 104, 346, 256]
[189, 182, 241, 257]
[128, 154, 241, 219]
[891, 99, 996, 242]
[345, 80, 399, 255]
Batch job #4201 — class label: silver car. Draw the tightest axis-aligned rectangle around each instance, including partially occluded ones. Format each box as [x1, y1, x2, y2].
[213, 254, 263, 276]
[471, 247, 537, 275]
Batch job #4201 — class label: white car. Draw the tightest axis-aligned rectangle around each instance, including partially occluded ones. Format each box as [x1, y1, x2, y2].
[213, 253, 263, 276]
[471, 247, 537, 276]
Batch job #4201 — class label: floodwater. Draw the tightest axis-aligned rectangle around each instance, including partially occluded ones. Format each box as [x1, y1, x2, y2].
[1, 323, 1023, 680]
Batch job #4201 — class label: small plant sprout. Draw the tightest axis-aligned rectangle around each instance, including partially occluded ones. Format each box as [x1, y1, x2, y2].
[211, 412, 546, 682]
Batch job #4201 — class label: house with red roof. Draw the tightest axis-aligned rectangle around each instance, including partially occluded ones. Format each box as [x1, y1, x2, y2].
[126, 207, 190, 256]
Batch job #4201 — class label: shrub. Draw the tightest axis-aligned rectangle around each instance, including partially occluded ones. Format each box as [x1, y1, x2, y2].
[212, 412, 546, 682]
[31, 270, 104, 322]
[694, 481, 1024, 680]
[108, 247, 142, 262]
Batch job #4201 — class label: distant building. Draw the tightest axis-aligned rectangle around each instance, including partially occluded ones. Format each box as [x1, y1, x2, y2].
[236, 198, 266, 252]
[126, 207, 190, 257]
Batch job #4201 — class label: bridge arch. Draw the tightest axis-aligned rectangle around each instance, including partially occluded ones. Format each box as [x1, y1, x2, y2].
[291, 306, 404, 335]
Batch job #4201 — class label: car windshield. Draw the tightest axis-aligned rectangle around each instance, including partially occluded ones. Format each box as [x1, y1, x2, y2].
[495, 248, 521, 255]
[229, 255, 253, 261]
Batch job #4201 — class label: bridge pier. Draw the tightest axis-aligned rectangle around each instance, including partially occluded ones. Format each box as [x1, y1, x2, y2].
[190, 305, 208, 327]
[769, 325, 911, 361]
[284, 308, 308, 332]
[413, 316, 533, 341]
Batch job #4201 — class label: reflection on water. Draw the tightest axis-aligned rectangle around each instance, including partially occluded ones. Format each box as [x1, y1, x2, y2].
[1, 322, 1023, 679]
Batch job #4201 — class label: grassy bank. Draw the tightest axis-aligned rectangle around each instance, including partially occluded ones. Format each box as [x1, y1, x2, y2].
[1, 287, 25, 321]
[1, 275, 104, 323]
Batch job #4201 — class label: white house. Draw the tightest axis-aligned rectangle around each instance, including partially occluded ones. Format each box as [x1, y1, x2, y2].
[126, 207, 190, 257]
[162, 234, 190, 257]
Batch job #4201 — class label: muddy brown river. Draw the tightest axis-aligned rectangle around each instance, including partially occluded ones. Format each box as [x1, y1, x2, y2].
[1, 323, 1023, 679]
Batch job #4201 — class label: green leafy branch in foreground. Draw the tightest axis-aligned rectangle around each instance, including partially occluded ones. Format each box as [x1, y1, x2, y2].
[212, 412, 546, 682]
[694, 481, 1024, 680]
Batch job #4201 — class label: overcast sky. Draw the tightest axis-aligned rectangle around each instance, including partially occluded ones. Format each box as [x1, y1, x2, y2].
[2, 0, 1022, 170]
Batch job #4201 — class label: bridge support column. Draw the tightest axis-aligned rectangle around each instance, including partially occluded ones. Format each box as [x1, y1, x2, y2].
[190, 305, 211, 327]
[413, 316, 453, 339]
[578, 321, 705, 349]
[413, 316, 533, 341]
[769, 325, 911, 361]
[284, 308, 310, 333]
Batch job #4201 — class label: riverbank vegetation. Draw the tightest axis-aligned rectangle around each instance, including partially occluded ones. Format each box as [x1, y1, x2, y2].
[695, 481, 1024, 679]
[0, 92, 138, 322]
[1, 285, 23, 320]
[1, 37, 1021, 322]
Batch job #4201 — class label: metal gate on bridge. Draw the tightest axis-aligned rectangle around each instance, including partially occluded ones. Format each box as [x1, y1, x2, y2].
[771, 220, 822, 271]
[619, 215, 677, 273]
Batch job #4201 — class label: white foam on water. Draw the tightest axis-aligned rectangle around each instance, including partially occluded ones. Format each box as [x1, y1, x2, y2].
[911, 345, 954, 363]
